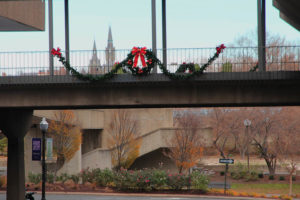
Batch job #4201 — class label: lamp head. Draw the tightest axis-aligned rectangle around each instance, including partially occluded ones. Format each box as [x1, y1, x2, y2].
[40, 117, 48, 132]
[244, 119, 251, 126]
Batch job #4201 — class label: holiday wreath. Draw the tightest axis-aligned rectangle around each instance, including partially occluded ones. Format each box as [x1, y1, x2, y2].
[51, 44, 226, 81]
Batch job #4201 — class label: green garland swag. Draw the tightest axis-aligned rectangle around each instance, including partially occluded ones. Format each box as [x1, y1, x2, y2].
[249, 63, 259, 72]
[51, 45, 226, 81]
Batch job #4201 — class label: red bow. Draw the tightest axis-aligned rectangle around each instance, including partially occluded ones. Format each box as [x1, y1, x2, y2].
[216, 44, 226, 54]
[138, 68, 143, 74]
[51, 47, 62, 57]
[131, 47, 147, 67]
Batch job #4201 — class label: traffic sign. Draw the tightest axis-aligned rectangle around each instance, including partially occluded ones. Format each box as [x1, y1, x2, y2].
[219, 158, 234, 164]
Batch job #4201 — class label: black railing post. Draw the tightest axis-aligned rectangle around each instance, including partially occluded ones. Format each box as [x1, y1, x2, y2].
[152, 0, 157, 73]
[258, 0, 266, 71]
[48, 0, 54, 76]
[162, 0, 167, 67]
[64, 0, 70, 72]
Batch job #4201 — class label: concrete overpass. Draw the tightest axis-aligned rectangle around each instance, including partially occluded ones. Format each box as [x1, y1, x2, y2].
[1, 71, 299, 200]
[0, 0, 299, 199]
[1, 72, 300, 109]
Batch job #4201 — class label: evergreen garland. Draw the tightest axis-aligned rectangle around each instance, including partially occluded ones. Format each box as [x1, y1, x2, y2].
[175, 63, 196, 73]
[156, 51, 223, 80]
[51, 44, 226, 82]
[249, 63, 259, 72]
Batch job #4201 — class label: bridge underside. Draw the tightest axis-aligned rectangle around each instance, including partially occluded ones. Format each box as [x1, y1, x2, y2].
[1, 72, 300, 109]
[129, 148, 176, 172]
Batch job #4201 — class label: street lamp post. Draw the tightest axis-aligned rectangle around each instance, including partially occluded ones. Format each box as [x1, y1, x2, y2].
[244, 119, 251, 172]
[40, 117, 48, 200]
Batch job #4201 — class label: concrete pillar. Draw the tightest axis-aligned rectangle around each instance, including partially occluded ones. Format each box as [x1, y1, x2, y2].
[0, 109, 33, 200]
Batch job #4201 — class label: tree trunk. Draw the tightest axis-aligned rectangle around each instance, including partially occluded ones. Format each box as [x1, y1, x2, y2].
[178, 166, 183, 174]
[55, 155, 65, 177]
[289, 173, 293, 196]
[240, 149, 245, 159]
[265, 158, 275, 175]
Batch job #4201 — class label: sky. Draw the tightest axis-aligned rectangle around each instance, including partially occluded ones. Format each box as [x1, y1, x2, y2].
[0, 0, 299, 52]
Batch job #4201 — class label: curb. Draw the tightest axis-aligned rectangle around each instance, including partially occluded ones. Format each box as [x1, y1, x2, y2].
[4, 190, 274, 200]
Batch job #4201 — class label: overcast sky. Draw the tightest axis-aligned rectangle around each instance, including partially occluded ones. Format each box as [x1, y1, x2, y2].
[0, 0, 299, 52]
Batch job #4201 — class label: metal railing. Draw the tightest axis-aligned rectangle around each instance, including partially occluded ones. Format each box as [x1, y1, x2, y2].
[0, 46, 299, 77]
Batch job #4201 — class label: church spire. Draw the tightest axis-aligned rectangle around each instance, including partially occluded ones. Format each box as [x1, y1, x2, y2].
[108, 26, 112, 42]
[93, 40, 97, 53]
[88, 39, 102, 74]
[105, 26, 115, 69]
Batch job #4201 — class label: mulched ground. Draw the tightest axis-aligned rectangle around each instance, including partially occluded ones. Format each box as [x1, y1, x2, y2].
[209, 173, 300, 184]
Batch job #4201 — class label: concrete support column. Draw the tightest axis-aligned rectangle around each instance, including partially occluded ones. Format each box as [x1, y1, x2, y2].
[7, 137, 25, 200]
[0, 109, 33, 200]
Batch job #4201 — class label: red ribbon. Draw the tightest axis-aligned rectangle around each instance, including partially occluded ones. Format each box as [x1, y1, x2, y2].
[216, 44, 226, 54]
[131, 47, 147, 67]
[51, 47, 62, 57]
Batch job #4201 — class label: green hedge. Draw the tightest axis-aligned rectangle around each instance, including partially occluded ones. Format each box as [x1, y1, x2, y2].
[229, 162, 259, 181]
[28, 168, 209, 192]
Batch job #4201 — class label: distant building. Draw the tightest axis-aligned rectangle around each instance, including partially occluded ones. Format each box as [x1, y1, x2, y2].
[105, 26, 115, 70]
[88, 26, 116, 74]
[37, 67, 66, 76]
[88, 40, 103, 74]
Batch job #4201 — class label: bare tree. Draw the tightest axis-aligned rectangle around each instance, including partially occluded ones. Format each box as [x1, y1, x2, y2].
[249, 108, 282, 175]
[165, 112, 204, 173]
[278, 131, 300, 196]
[277, 107, 300, 196]
[231, 109, 254, 159]
[230, 31, 297, 71]
[208, 108, 240, 159]
[107, 110, 140, 170]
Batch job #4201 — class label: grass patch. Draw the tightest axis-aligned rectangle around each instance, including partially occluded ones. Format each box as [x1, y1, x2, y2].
[232, 183, 300, 195]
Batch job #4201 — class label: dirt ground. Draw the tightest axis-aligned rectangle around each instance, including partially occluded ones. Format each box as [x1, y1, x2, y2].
[209, 171, 300, 184]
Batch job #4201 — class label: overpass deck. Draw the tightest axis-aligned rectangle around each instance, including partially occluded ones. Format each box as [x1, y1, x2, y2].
[0, 72, 300, 109]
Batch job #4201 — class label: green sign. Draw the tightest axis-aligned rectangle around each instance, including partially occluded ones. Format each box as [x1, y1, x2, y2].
[46, 138, 53, 161]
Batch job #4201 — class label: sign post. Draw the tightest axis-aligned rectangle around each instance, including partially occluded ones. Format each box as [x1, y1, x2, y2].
[219, 158, 234, 194]
[224, 163, 228, 194]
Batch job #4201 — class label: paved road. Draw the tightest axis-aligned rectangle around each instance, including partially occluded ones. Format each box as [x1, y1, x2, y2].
[0, 193, 250, 200]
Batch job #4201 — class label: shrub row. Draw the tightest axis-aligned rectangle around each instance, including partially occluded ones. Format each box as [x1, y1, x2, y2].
[228, 162, 259, 181]
[28, 168, 209, 192]
[28, 172, 76, 184]
[218, 162, 297, 182]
